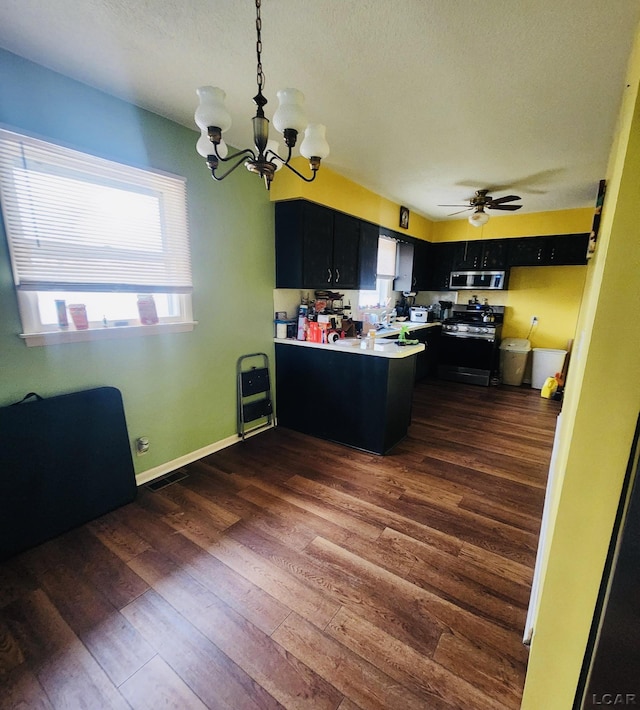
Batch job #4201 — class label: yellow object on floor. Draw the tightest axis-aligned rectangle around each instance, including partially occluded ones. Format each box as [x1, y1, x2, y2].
[541, 376, 558, 399]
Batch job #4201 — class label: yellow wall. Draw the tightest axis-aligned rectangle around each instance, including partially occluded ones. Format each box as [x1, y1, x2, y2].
[522, 22, 640, 709]
[432, 207, 592, 242]
[501, 266, 587, 348]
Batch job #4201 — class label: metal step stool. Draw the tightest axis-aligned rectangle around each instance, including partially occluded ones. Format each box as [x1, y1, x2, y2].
[236, 352, 273, 439]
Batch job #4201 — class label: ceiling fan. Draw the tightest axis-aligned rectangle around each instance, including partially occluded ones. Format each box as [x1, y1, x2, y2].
[440, 189, 522, 227]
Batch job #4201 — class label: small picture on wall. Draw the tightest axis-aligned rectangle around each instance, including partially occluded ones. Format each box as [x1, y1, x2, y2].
[587, 179, 606, 259]
[399, 205, 410, 230]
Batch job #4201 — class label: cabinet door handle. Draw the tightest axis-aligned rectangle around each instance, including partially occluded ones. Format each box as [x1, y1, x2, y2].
[335, 268, 340, 283]
[327, 268, 332, 283]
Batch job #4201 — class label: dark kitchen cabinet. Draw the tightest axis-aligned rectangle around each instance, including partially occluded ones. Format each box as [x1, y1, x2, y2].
[546, 233, 590, 265]
[330, 212, 360, 288]
[508, 233, 589, 267]
[275, 200, 361, 289]
[507, 236, 547, 266]
[358, 220, 379, 290]
[300, 203, 334, 287]
[413, 325, 441, 380]
[275, 342, 418, 455]
[412, 239, 432, 291]
[425, 242, 457, 290]
[452, 239, 508, 270]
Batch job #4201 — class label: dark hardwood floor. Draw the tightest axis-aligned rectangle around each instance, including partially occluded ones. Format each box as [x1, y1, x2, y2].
[0, 378, 560, 709]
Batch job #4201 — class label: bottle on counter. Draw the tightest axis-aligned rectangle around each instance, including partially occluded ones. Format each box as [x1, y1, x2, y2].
[297, 304, 308, 340]
[361, 328, 377, 350]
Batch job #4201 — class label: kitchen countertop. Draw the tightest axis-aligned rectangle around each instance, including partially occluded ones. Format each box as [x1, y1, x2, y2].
[273, 322, 439, 359]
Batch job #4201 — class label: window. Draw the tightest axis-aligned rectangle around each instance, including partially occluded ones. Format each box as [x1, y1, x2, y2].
[0, 127, 194, 345]
[358, 236, 397, 308]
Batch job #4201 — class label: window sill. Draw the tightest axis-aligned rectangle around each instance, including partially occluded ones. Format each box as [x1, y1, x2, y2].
[19, 321, 197, 347]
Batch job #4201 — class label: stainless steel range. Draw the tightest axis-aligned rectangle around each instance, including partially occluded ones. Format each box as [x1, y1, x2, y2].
[438, 304, 504, 386]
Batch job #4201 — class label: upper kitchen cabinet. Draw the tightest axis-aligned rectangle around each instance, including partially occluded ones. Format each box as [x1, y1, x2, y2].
[330, 212, 360, 288]
[508, 233, 589, 266]
[452, 239, 509, 270]
[424, 242, 457, 291]
[545, 233, 590, 265]
[412, 239, 432, 291]
[358, 220, 379, 291]
[393, 239, 415, 292]
[393, 237, 432, 292]
[275, 200, 361, 289]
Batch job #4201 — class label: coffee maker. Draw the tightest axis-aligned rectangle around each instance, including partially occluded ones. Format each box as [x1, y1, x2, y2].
[396, 291, 416, 319]
[439, 300, 453, 320]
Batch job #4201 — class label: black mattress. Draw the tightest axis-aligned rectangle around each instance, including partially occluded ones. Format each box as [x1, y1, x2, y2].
[0, 386, 137, 559]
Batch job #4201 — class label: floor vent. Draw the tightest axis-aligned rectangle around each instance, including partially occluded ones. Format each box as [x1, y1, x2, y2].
[146, 469, 188, 491]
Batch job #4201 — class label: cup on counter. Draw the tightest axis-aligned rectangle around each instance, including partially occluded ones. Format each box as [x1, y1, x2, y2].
[68, 303, 89, 330]
[55, 299, 69, 328]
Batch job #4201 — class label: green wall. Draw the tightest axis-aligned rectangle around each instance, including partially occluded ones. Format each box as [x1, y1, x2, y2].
[0, 49, 275, 476]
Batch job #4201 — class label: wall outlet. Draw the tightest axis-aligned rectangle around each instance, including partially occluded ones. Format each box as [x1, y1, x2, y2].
[135, 436, 150, 455]
[531, 316, 538, 326]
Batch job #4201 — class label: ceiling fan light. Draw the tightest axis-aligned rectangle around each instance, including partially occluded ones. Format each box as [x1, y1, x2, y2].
[195, 86, 232, 132]
[300, 123, 330, 160]
[273, 89, 308, 134]
[469, 210, 490, 227]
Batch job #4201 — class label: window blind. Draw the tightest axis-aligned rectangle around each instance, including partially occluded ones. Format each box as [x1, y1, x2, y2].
[0, 127, 192, 292]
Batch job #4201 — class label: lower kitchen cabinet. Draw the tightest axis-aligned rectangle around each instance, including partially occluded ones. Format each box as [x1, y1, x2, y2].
[275, 343, 418, 454]
[385, 325, 441, 381]
[417, 325, 441, 380]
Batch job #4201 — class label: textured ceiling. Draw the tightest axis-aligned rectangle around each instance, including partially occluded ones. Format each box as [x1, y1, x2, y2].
[1, 0, 639, 221]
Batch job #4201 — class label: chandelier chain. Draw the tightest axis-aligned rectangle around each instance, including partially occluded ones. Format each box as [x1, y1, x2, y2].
[255, 0, 265, 93]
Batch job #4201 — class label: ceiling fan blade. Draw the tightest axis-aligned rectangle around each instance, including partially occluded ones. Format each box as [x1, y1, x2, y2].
[489, 204, 522, 211]
[447, 208, 473, 216]
[438, 204, 471, 207]
[489, 194, 521, 205]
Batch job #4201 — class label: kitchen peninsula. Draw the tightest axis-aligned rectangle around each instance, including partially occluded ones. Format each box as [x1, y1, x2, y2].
[274, 327, 431, 454]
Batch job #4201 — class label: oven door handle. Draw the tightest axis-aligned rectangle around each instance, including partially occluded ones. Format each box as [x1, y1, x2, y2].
[441, 332, 495, 342]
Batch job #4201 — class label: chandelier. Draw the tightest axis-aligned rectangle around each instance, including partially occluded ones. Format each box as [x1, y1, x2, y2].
[194, 0, 329, 190]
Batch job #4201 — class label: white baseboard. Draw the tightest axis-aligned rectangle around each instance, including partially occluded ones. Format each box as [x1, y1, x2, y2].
[135, 423, 275, 487]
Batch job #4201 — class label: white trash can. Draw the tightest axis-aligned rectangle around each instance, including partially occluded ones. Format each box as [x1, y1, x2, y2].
[500, 338, 531, 386]
[531, 348, 567, 389]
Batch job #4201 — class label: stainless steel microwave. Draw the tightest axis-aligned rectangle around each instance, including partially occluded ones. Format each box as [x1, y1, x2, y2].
[449, 270, 506, 290]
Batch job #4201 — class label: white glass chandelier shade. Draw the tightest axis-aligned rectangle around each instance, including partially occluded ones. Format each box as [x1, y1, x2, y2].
[300, 124, 330, 160]
[194, 86, 232, 133]
[196, 131, 228, 158]
[272, 89, 308, 134]
[469, 209, 490, 227]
